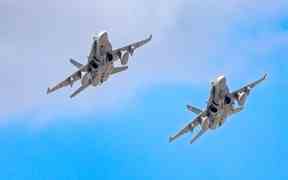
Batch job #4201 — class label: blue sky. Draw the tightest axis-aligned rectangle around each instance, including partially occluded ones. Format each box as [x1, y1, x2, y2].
[0, 0, 288, 179]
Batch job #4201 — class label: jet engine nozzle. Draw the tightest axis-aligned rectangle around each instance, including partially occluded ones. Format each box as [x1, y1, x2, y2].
[224, 96, 232, 105]
[209, 104, 218, 114]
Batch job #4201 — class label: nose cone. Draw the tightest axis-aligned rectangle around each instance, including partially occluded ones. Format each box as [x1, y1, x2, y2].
[97, 31, 109, 46]
[93, 31, 108, 41]
[98, 31, 108, 39]
[215, 75, 226, 87]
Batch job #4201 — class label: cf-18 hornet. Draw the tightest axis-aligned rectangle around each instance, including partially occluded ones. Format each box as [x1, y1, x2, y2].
[169, 74, 267, 144]
[47, 31, 152, 98]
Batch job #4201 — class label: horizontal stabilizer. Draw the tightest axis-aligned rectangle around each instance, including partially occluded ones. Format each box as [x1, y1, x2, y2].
[70, 83, 90, 98]
[189, 129, 207, 144]
[70, 59, 83, 69]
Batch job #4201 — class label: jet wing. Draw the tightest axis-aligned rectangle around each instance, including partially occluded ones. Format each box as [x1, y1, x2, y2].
[111, 66, 128, 75]
[112, 34, 152, 56]
[231, 73, 267, 96]
[169, 112, 204, 143]
[47, 65, 89, 94]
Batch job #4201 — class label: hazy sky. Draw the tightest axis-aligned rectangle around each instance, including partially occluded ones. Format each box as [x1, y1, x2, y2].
[0, 0, 288, 179]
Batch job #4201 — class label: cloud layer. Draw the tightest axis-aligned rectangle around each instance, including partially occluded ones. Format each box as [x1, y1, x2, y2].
[0, 0, 287, 122]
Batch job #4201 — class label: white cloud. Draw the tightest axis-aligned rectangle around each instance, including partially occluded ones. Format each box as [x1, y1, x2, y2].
[0, 0, 287, 122]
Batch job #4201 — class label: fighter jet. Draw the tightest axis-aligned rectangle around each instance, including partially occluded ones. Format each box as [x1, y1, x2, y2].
[169, 74, 267, 144]
[47, 31, 152, 98]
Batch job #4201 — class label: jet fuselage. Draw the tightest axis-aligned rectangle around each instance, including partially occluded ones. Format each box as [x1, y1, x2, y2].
[207, 75, 234, 129]
[82, 31, 115, 87]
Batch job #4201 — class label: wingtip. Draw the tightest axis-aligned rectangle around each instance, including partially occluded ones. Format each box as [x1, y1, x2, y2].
[47, 88, 51, 94]
[169, 136, 174, 143]
[148, 34, 152, 40]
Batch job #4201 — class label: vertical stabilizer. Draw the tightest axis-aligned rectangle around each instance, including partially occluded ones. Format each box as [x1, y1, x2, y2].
[70, 59, 83, 69]
[187, 104, 202, 114]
